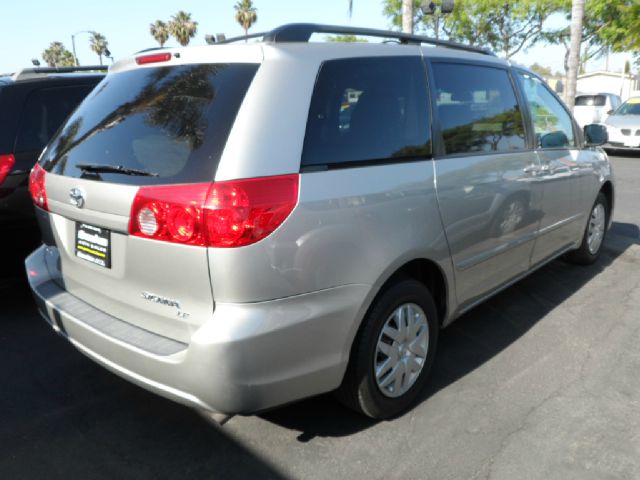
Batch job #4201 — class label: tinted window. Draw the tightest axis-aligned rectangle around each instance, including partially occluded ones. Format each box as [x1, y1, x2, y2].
[432, 64, 525, 155]
[575, 95, 606, 107]
[517, 72, 575, 149]
[15, 85, 93, 153]
[302, 56, 430, 167]
[41, 64, 258, 185]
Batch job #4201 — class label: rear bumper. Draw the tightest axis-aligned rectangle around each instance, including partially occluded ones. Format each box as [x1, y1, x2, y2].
[26, 245, 371, 414]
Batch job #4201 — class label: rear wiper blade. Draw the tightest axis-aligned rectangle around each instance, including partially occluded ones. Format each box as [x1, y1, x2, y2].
[75, 163, 159, 177]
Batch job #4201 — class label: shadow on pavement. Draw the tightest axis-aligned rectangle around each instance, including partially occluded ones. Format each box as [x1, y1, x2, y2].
[261, 221, 639, 438]
[0, 286, 287, 479]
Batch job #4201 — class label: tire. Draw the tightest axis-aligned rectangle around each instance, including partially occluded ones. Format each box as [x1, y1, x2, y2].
[565, 192, 609, 265]
[336, 279, 439, 419]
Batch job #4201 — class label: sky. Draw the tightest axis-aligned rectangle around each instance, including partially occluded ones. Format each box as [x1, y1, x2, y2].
[1, 0, 631, 75]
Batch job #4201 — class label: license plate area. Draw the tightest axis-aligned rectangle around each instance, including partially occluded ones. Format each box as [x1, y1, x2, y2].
[75, 222, 111, 268]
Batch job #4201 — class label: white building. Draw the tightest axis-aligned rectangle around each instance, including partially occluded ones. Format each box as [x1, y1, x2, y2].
[576, 71, 640, 101]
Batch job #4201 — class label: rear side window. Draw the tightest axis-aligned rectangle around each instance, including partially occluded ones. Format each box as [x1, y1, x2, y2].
[41, 64, 258, 185]
[302, 56, 431, 168]
[15, 85, 93, 153]
[575, 95, 606, 107]
[431, 63, 526, 155]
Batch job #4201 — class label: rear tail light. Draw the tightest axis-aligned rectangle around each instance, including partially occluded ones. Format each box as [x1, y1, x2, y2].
[0, 154, 15, 186]
[28, 163, 48, 211]
[129, 175, 299, 248]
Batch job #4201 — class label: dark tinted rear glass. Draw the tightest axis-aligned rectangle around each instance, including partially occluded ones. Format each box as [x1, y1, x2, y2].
[15, 85, 94, 153]
[302, 56, 431, 168]
[41, 64, 258, 185]
[575, 95, 606, 106]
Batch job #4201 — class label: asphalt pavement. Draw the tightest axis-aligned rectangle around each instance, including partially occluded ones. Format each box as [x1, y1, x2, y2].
[1, 154, 639, 480]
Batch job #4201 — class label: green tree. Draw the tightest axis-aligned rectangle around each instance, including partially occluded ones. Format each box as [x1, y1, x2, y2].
[529, 63, 554, 77]
[169, 11, 198, 46]
[383, 0, 564, 58]
[326, 34, 368, 42]
[42, 41, 75, 67]
[589, 0, 640, 54]
[150, 20, 170, 47]
[545, 0, 639, 99]
[234, 0, 258, 39]
[89, 32, 109, 65]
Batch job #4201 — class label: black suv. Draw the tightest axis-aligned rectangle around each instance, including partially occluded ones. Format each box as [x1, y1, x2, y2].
[0, 66, 104, 276]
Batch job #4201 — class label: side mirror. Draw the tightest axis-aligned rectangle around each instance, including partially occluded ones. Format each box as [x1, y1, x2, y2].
[606, 109, 614, 115]
[540, 131, 569, 148]
[584, 124, 608, 147]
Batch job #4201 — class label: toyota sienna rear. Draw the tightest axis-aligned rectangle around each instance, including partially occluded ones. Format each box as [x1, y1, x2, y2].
[26, 24, 614, 420]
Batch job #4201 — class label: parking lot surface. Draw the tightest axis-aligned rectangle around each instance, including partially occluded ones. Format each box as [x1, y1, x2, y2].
[1, 154, 639, 480]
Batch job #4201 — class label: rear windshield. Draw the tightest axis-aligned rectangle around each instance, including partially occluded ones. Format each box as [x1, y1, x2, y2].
[41, 63, 259, 185]
[575, 95, 606, 107]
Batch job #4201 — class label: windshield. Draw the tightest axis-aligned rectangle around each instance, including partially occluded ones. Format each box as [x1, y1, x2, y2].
[615, 99, 640, 116]
[575, 95, 606, 107]
[40, 63, 259, 185]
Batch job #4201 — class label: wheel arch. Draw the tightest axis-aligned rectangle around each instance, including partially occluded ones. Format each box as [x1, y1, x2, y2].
[600, 180, 614, 224]
[379, 258, 449, 326]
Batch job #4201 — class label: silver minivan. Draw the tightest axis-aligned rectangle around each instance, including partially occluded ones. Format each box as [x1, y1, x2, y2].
[26, 24, 614, 419]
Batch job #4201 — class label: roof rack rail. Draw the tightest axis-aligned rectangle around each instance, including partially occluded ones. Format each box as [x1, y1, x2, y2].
[217, 31, 268, 45]
[218, 23, 494, 56]
[11, 65, 107, 82]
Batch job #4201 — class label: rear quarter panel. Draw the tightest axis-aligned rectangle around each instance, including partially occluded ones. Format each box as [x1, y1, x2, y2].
[208, 161, 454, 307]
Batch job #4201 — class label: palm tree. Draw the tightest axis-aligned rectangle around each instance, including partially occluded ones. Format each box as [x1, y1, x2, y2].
[89, 32, 109, 65]
[150, 20, 170, 47]
[169, 11, 198, 46]
[60, 50, 76, 66]
[402, 0, 413, 33]
[234, 0, 258, 40]
[42, 41, 75, 67]
[566, 0, 585, 110]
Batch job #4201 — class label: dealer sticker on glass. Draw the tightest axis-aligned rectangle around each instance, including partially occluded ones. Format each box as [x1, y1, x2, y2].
[75, 223, 111, 268]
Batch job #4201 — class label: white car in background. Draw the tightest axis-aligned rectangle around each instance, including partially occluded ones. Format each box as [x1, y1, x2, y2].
[605, 97, 640, 153]
[574, 93, 621, 127]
